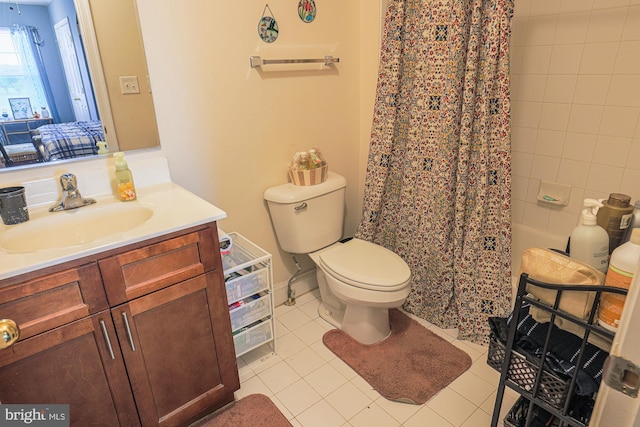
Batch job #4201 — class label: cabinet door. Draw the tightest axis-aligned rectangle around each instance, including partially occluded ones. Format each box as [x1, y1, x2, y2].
[112, 271, 239, 427]
[0, 312, 139, 427]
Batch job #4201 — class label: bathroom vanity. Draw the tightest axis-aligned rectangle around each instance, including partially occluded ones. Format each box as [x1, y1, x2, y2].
[0, 154, 240, 426]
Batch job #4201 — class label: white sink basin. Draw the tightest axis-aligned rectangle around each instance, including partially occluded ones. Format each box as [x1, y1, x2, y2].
[0, 203, 154, 252]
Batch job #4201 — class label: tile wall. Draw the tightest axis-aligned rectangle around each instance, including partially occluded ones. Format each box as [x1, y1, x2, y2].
[510, 0, 640, 237]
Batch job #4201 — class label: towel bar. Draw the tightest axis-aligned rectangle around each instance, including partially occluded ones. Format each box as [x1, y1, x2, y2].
[249, 55, 340, 68]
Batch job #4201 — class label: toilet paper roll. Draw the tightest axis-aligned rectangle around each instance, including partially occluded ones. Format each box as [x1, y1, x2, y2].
[219, 233, 233, 254]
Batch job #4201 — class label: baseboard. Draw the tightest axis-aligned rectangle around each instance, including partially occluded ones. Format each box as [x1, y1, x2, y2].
[273, 269, 318, 307]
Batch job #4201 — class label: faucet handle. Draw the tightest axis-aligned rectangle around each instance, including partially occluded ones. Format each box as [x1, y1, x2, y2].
[60, 173, 77, 192]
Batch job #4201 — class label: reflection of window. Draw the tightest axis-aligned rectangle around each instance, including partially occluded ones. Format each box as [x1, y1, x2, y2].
[0, 26, 50, 120]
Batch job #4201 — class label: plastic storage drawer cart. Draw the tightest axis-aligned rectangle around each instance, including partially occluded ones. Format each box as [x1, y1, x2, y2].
[221, 231, 276, 358]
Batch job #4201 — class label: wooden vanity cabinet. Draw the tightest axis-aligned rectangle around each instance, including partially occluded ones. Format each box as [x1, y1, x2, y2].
[110, 272, 237, 426]
[99, 227, 238, 426]
[0, 222, 240, 427]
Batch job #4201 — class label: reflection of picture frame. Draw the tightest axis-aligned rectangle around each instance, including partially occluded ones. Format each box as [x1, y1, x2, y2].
[8, 97, 33, 120]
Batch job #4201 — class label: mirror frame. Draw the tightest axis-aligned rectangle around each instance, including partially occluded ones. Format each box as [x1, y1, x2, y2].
[74, 0, 119, 150]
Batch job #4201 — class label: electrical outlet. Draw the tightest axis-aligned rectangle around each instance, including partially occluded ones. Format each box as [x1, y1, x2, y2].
[119, 76, 140, 94]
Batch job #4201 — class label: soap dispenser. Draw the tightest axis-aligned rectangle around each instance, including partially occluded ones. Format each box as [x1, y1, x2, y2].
[114, 152, 136, 201]
[96, 141, 109, 155]
[570, 199, 609, 273]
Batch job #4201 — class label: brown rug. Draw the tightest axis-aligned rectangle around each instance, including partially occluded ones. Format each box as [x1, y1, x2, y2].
[323, 309, 472, 404]
[190, 394, 292, 427]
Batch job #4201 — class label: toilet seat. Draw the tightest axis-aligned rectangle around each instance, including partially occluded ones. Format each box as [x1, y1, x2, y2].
[318, 238, 411, 291]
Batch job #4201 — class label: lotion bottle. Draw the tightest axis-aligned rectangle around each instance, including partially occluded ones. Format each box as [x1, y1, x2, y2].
[598, 228, 640, 331]
[114, 152, 136, 201]
[570, 199, 609, 273]
[597, 193, 634, 254]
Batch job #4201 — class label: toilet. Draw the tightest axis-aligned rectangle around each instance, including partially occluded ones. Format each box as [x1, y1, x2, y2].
[264, 172, 411, 344]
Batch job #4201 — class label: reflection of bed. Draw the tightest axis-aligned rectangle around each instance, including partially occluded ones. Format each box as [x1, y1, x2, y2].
[32, 120, 104, 161]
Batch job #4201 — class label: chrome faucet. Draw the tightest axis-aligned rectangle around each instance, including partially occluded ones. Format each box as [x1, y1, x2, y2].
[49, 173, 97, 212]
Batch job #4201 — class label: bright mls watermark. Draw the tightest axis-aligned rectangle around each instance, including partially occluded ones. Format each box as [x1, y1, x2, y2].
[0, 405, 69, 426]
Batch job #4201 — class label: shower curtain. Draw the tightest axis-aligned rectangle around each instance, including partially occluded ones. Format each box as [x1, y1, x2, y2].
[9, 25, 56, 120]
[357, 0, 513, 344]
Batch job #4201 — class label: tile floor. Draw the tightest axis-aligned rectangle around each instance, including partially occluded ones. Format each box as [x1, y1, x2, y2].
[235, 290, 519, 427]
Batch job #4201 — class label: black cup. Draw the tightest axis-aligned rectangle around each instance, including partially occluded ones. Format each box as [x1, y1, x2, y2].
[0, 186, 29, 225]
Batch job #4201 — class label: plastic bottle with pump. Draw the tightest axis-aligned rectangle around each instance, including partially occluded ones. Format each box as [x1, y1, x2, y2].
[96, 141, 109, 155]
[114, 152, 136, 201]
[598, 228, 640, 331]
[570, 199, 610, 273]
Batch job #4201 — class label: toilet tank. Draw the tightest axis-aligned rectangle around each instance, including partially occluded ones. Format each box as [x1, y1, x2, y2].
[264, 172, 347, 254]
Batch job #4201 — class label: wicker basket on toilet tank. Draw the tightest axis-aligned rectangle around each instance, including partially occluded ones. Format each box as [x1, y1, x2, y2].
[288, 162, 328, 186]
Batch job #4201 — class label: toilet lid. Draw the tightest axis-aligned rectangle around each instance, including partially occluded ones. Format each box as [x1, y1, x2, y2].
[319, 239, 411, 290]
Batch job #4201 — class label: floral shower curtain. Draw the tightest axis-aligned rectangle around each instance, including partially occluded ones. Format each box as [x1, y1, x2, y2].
[356, 0, 513, 344]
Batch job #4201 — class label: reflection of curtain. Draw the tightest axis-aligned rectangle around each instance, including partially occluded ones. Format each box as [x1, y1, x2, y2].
[9, 25, 54, 119]
[356, 0, 513, 344]
[26, 26, 59, 123]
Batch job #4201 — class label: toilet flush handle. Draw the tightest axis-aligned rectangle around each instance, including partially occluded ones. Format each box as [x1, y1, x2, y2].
[294, 202, 307, 211]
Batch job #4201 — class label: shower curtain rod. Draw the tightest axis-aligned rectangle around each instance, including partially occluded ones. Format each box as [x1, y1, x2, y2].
[249, 55, 340, 68]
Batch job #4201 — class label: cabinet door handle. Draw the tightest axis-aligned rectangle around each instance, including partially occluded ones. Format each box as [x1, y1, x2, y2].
[122, 312, 136, 351]
[99, 320, 115, 360]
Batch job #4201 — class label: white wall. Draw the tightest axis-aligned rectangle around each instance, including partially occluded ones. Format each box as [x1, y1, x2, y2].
[135, 0, 382, 286]
[511, 0, 640, 237]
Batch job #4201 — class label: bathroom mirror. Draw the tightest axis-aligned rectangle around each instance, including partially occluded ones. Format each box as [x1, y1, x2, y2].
[0, 0, 159, 170]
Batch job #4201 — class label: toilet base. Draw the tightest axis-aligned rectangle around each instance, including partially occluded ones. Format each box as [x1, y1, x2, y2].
[318, 301, 392, 345]
[341, 305, 391, 345]
[318, 301, 343, 329]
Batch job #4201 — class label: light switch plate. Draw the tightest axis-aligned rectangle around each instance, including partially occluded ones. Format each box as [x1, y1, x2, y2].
[119, 76, 140, 94]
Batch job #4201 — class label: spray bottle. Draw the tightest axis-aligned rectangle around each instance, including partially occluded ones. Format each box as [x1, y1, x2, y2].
[570, 199, 609, 273]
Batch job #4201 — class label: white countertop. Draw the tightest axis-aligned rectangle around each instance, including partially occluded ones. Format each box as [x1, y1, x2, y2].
[0, 153, 226, 280]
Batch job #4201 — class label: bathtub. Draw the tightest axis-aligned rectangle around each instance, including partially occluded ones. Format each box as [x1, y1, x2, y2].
[510, 223, 569, 302]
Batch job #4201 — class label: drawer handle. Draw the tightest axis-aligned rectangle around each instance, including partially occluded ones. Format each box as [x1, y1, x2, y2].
[122, 313, 136, 352]
[0, 319, 19, 349]
[99, 320, 115, 360]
